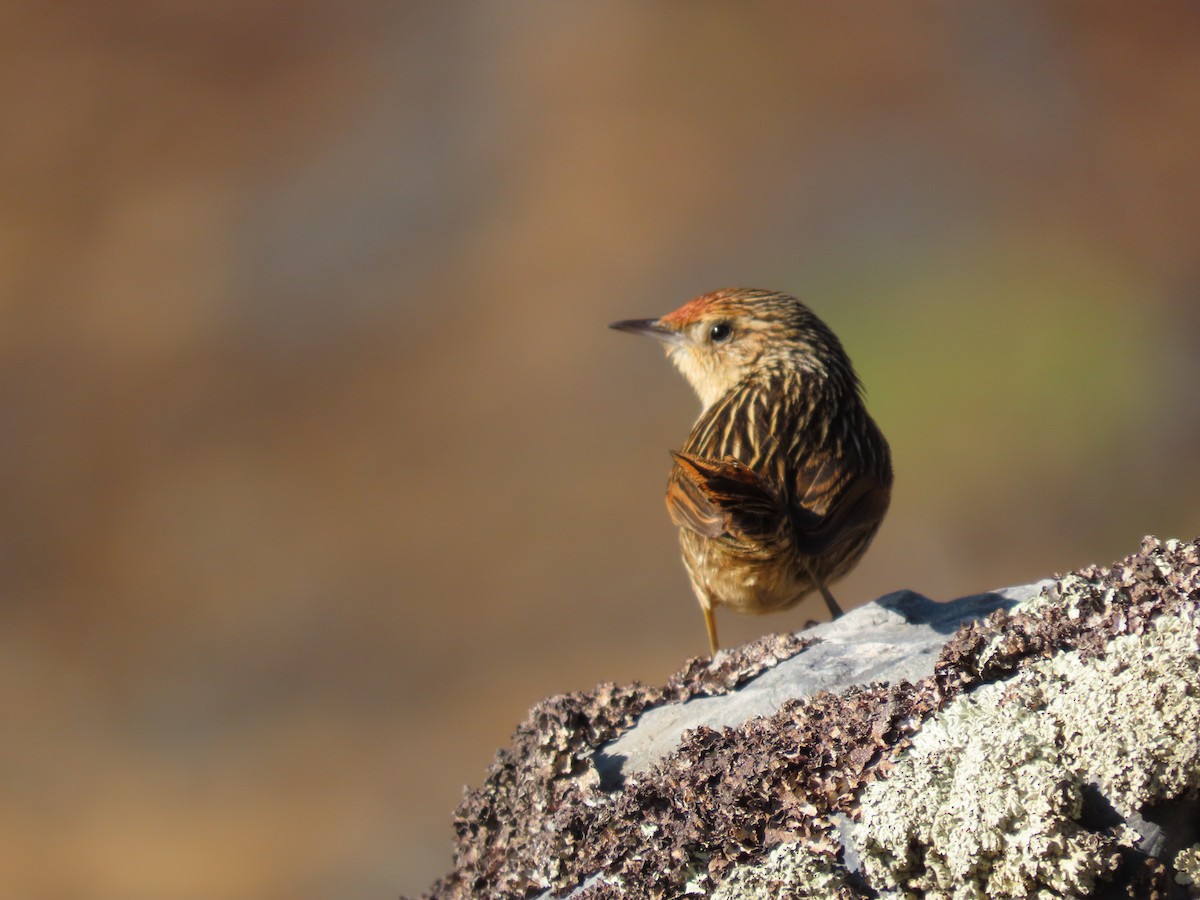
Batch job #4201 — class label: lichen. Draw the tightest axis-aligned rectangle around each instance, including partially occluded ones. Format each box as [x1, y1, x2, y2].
[710, 842, 851, 900]
[857, 608, 1200, 898]
[1176, 843, 1200, 886]
[1031, 607, 1200, 816]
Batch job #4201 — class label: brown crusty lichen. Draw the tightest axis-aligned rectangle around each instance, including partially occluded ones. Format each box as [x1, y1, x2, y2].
[857, 606, 1200, 898]
[423, 633, 813, 899]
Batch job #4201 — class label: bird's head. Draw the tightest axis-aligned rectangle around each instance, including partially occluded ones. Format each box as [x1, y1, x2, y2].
[610, 288, 851, 411]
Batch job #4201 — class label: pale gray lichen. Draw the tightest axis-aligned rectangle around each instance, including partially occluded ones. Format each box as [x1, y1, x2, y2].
[1030, 606, 1200, 816]
[857, 607, 1200, 899]
[1176, 843, 1200, 886]
[710, 842, 847, 900]
[857, 681, 1110, 898]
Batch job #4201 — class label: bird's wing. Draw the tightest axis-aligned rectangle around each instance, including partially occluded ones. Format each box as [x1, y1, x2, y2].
[790, 455, 891, 557]
[665, 450, 785, 549]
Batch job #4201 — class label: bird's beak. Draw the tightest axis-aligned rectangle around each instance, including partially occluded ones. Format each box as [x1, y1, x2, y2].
[608, 318, 685, 345]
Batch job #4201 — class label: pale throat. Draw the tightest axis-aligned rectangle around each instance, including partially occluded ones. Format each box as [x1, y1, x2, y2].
[667, 347, 746, 413]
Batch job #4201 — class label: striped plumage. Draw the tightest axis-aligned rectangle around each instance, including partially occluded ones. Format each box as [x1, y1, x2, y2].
[611, 288, 892, 655]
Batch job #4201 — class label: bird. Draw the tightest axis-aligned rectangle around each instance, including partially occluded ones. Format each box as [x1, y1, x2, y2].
[610, 288, 892, 656]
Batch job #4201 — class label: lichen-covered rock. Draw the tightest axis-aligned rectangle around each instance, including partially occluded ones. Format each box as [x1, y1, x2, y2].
[424, 635, 813, 899]
[1178, 844, 1200, 887]
[416, 537, 1200, 900]
[710, 841, 853, 899]
[597, 584, 1034, 784]
[857, 608, 1200, 898]
[1039, 611, 1200, 817]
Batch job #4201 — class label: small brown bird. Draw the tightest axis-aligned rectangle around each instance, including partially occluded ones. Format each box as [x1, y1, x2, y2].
[611, 288, 892, 656]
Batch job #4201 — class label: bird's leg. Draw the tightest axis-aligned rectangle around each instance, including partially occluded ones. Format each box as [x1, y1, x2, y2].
[817, 583, 843, 618]
[701, 602, 720, 657]
[805, 564, 844, 619]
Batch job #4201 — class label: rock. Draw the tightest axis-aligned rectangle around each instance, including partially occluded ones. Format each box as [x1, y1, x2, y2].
[595, 582, 1047, 786]
[416, 537, 1200, 900]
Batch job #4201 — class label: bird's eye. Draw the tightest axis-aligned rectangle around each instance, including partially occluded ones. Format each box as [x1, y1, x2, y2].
[709, 322, 733, 344]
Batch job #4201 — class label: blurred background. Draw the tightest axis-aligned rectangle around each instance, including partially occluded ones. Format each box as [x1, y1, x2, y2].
[2, 3, 1199, 898]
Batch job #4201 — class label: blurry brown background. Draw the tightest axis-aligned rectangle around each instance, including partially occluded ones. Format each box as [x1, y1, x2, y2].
[3, 3, 1199, 898]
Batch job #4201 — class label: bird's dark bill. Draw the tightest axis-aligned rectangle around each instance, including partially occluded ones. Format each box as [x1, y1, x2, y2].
[608, 318, 682, 343]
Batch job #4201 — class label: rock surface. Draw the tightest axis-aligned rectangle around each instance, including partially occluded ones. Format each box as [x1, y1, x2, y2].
[595, 582, 1047, 786]
[416, 537, 1200, 899]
